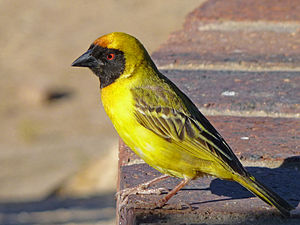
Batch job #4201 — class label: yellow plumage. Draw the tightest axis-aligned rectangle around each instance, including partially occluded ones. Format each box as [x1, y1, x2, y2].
[72, 32, 294, 217]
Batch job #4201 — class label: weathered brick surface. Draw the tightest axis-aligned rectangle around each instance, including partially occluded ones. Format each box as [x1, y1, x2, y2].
[187, 0, 300, 21]
[152, 30, 300, 67]
[119, 163, 300, 224]
[152, 0, 300, 68]
[117, 0, 300, 224]
[163, 69, 300, 115]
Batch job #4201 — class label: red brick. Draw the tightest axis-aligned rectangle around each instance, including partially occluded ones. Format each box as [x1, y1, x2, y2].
[152, 0, 300, 68]
[188, 0, 300, 21]
[118, 160, 300, 224]
[162, 70, 300, 115]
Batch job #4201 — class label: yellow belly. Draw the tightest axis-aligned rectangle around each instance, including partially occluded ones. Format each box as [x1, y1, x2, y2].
[100, 79, 228, 179]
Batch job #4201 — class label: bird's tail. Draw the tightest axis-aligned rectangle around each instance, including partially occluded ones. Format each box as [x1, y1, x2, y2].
[235, 174, 294, 217]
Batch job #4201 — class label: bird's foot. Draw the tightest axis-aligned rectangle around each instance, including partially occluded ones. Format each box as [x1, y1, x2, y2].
[130, 199, 165, 210]
[117, 185, 169, 213]
[116, 174, 170, 206]
[116, 185, 168, 203]
[136, 187, 169, 195]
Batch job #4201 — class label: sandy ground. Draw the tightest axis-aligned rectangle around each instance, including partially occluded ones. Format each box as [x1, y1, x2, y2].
[0, 0, 203, 224]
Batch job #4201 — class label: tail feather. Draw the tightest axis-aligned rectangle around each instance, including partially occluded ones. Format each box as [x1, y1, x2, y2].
[236, 175, 294, 217]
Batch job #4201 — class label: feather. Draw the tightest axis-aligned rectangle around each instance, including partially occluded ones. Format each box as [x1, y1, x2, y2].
[132, 84, 248, 176]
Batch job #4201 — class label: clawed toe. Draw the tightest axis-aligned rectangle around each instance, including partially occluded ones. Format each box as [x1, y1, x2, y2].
[136, 187, 169, 195]
[117, 186, 169, 213]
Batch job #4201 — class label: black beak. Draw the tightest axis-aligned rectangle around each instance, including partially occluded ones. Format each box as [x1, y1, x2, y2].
[71, 49, 101, 68]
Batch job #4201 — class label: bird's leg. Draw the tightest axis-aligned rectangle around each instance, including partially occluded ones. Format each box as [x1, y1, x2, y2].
[155, 177, 191, 208]
[117, 174, 170, 210]
[135, 177, 192, 210]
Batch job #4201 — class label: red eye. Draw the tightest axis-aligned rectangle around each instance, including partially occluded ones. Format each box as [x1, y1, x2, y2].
[107, 53, 115, 60]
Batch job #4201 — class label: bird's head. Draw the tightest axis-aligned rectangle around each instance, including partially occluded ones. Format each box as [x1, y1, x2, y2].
[72, 32, 154, 88]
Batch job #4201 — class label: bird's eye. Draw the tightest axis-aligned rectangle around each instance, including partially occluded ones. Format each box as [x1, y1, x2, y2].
[107, 53, 115, 61]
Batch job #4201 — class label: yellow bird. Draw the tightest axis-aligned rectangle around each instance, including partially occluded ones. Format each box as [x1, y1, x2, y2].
[72, 32, 294, 216]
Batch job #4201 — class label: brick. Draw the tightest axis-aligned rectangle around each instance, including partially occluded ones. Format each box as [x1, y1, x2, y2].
[119, 163, 300, 224]
[152, 0, 300, 68]
[163, 69, 300, 115]
[153, 30, 300, 68]
[188, 0, 300, 21]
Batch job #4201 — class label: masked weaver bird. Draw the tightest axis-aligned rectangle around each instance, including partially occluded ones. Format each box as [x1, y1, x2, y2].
[72, 32, 294, 217]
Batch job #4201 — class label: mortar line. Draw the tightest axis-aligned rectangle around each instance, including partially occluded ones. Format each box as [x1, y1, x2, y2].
[198, 109, 300, 119]
[157, 63, 300, 72]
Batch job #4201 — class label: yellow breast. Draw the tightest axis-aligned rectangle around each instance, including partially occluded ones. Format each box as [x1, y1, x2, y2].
[100, 77, 172, 173]
[101, 77, 135, 131]
[100, 75, 220, 179]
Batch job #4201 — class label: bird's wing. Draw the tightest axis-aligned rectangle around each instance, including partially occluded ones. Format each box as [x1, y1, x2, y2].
[131, 84, 247, 176]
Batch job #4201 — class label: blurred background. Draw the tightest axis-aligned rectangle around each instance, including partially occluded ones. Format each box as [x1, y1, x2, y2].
[0, 0, 203, 224]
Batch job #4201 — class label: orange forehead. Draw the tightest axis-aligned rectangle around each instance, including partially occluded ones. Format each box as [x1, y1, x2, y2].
[93, 35, 111, 48]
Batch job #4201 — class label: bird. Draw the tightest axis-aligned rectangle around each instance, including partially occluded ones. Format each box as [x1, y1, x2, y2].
[72, 32, 294, 217]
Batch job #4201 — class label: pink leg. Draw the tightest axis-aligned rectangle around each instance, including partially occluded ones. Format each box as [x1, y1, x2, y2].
[133, 177, 192, 210]
[117, 174, 170, 210]
[155, 177, 191, 208]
